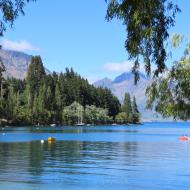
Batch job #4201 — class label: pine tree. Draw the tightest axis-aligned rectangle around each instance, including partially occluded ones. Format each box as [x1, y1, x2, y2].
[0, 61, 6, 118]
[122, 93, 132, 123]
[26, 56, 46, 105]
[54, 83, 62, 122]
[132, 96, 140, 123]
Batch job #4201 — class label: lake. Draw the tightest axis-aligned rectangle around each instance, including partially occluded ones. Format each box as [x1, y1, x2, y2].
[1, 122, 190, 190]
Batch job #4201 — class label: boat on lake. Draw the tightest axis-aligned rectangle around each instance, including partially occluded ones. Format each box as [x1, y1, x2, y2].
[76, 103, 85, 126]
[76, 123, 86, 126]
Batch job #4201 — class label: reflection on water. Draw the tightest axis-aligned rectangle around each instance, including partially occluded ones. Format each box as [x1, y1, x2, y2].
[0, 141, 138, 178]
[1, 123, 190, 190]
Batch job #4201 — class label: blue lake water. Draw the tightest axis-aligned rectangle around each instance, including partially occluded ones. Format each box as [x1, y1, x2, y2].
[1, 122, 190, 190]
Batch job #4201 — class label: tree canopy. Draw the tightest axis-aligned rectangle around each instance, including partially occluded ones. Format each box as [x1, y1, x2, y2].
[0, 0, 35, 36]
[106, 0, 180, 83]
[0, 55, 143, 125]
[116, 93, 141, 124]
[0, 56, 124, 125]
[146, 35, 190, 120]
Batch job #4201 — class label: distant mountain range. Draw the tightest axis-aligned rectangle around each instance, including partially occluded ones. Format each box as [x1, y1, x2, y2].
[0, 49, 50, 79]
[94, 72, 161, 121]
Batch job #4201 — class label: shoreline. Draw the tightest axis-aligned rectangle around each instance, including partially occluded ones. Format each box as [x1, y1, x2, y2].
[0, 122, 143, 128]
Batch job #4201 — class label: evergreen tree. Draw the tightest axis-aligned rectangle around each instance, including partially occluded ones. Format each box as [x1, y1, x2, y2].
[0, 61, 6, 118]
[132, 96, 140, 123]
[26, 56, 46, 110]
[55, 83, 62, 122]
[122, 93, 132, 123]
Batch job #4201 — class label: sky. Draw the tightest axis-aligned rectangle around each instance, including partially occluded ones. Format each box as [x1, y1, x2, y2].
[1, 0, 190, 83]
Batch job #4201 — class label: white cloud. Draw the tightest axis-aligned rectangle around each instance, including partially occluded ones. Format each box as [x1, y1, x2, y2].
[102, 61, 156, 74]
[102, 61, 134, 73]
[1, 39, 41, 52]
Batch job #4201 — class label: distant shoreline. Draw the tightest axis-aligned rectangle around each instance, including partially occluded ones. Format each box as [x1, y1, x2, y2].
[0, 122, 143, 127]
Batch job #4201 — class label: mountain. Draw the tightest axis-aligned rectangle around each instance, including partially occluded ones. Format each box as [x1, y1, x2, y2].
[0, 49, 50, 79]
[113, 72, 147, 83]
[94, 77, 113, 89]
[0, 49, 32, 79]
[94, 72, 160, 121]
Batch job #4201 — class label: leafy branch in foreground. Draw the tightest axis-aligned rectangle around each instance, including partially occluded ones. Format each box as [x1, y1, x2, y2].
[0, 0, 36, 36]
[146, 35, 190, 120]
[106, 0, 180, 83]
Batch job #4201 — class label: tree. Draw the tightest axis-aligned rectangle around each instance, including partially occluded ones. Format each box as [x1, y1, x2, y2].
[115, 112, 127, 124]
[0, 60, 5, 82]
[0, 60, 6, 108]
[0, 1, 35, 105]
[96, 87, 120, 117]
[122, 93, 132, 123]
[26, 56, 46, 108]
[0, 74, 7, 119]
[54, 83, 62, 122]
[62, 102, 83, 125]
[85, 105, 110, 124]
[0, 0, 35, 37]
[106, 0, 180, 83]
[26, 56, 46, 92]
[132, 96, 140, 123]
[146, 35, 190, 120]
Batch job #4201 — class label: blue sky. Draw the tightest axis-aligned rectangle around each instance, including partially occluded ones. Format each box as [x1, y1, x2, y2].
[1, 0, 190, 83]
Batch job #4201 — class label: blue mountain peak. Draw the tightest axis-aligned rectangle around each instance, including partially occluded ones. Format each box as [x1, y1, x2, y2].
[113, 72, 147, 83]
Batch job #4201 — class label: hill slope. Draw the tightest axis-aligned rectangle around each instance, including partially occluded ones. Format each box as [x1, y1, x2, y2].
[0, 49, 32, 79]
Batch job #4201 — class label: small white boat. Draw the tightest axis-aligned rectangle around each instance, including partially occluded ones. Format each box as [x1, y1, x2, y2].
[76, 103, 85, 126]
[76, 123, 85, 126]
[50, 124, 56, 127]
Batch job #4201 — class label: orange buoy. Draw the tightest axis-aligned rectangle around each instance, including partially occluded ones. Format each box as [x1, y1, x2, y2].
[179, 136, 189, 141]
[48, 137, 56, 142]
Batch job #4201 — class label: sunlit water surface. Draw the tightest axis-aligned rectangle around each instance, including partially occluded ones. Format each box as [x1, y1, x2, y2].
[1, 122, 190, 190]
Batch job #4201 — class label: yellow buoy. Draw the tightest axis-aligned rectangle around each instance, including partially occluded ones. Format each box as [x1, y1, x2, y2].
[48, 137, 56, 142]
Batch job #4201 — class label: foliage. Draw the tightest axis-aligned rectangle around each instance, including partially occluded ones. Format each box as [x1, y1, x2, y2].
[0, 0, 35, 117]
[85, 105, 111, 124]
[146, 36, 190, 120]
[62, 103, 111, 125]
[115, 112, 127, 124]
[132, 96, 140, 123]
[106, 0, 180, 83]
[0, 0, 35, 36]
[116, 94, 141, 124]
[62, 102, 83, 125]
[0, 56, 122, 125]
[122, 93, 133, 122]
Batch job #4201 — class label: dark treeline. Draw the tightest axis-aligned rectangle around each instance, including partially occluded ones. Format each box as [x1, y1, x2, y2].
[0, 56, 140, 126]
